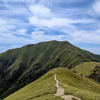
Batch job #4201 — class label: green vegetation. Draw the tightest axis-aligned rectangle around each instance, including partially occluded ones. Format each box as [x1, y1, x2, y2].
[4, 68, 100, 100]
[56, 68, 100, 100]
[0, 40, 100, 99]
[72, 62, 100, 82]
[4, 69, 63, 100]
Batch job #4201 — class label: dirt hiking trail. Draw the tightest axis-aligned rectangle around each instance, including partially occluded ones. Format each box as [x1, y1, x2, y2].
[54, 69, 81, 100]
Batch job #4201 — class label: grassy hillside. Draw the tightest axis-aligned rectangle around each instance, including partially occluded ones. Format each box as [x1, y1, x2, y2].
[0, 40, 100, 99]
[4, 68, 100, 100]
[72, 62, 100, 82]
[56, 68, 100, 100]
[3, 69, 63, 100]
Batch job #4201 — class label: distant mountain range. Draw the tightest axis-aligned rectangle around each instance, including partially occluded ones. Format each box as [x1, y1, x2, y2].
[0, 40, 100, 100]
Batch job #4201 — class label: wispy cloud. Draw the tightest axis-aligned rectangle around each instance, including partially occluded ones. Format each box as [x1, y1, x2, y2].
[16, 29, 27, 35]
[92, 0, 100, 14]
[0, 0, 100, 54]
[31, 30, 66, 43]
[66, 30, 100, 44]
[29, 4, 96, 30]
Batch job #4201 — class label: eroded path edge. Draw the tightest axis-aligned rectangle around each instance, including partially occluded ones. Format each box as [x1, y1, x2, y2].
[54, 69, 81, 100]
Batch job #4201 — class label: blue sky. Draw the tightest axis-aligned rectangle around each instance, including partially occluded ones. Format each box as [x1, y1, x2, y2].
[0, 0, 100, 55]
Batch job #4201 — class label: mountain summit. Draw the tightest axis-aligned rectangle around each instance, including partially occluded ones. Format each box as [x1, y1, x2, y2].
[0, 40, 100, 99]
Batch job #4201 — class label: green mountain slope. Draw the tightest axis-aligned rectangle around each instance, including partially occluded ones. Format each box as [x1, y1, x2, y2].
[3, 68, 63, 100]
[4, 68, 100, 100]
[0, 40, 100, 99]
[72, 62, 100, 82]
[56, 68, 100, 100]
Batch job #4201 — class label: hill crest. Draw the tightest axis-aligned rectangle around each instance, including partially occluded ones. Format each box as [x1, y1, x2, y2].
[0, 40, 100, 99]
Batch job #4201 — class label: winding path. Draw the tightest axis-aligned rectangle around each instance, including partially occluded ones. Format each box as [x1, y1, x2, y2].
[54, 69, 81, 100]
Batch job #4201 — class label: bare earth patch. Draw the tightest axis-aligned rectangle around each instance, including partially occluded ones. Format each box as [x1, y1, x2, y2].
[54, 69, 81, 100]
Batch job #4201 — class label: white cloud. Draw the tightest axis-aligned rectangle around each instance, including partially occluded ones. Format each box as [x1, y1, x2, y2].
[29, 17, 74, 29]
[0, 35, 33, 44]
[93, 1, 100, 14]
[64, 29, 100, 45]
[95, 29, 100, 34]
[31, 30, 66, 43]
[0, 31, 35, 44]
[0, 0, 100, 55]
[3, 0, 35, 4]
[28, 3, 100, 47]
[29, 5, 52, 18]
[16, 29, 27, 35]
[0, 17, 30, 36]
[0, 19, 14, 32]
[29, 5, 96, 30]
[3, 5, 30, 16]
